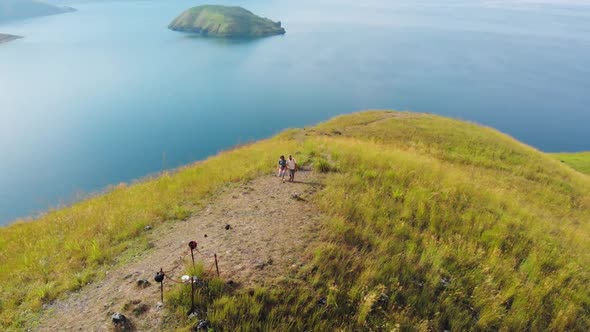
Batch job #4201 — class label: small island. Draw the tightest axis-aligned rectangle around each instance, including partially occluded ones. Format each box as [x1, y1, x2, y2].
[0, 33, 23, 44]
[168, 5, 285, 38]
[0, 0, 75, 22]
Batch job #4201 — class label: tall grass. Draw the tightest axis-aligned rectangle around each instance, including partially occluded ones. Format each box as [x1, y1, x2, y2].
[1, 111, 589, 331]
[0, 139, 299, 329]
[162, 112, 590, 331]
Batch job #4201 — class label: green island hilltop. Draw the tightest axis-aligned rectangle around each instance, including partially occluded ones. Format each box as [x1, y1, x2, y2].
[168, 5, 285, 38]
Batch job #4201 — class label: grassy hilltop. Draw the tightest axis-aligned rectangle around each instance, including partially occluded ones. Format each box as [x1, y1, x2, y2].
[168, 5, 285, 38]
[1, 111, 589, 330]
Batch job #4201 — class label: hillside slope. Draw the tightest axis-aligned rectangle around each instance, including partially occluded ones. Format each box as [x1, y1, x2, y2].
[552, 151, 590, 175]
[38, 170, 323, 330]
[1, 111, 589, 331]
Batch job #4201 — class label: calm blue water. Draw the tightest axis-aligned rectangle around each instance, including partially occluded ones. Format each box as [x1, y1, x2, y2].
[1, 0, 589, 224]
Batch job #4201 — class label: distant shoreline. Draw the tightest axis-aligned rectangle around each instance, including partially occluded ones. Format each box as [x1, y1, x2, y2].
[0, 33, 23, 44]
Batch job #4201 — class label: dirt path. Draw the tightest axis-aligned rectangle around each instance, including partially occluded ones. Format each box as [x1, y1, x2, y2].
[37, 169, 323, 331]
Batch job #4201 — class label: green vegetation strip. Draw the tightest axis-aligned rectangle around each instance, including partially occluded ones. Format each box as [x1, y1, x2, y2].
[2, 111, 589, 331]
[551, 151, 590, 175]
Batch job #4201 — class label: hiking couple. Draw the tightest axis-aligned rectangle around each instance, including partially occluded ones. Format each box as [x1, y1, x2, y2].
[277, 155, 297, 182]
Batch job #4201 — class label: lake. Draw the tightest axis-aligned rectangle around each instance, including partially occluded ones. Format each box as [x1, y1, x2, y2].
[1, 0, 589, 225]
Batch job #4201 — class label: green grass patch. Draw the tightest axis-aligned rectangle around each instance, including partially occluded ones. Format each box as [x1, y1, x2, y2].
[551, 151, 590, 175]
[313, 157, 337, 173]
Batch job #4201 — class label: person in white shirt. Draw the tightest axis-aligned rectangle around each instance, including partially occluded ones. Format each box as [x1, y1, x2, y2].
[286, 154, 297, 182]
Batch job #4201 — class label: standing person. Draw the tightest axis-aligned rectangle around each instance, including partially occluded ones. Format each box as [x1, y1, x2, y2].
[286, 154, 297, 182]
[277, 155, 287, 182]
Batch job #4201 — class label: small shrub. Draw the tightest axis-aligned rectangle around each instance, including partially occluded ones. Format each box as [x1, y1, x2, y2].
[35, 283, 54, 302]
[70, 270, 96, 291]
[171, 205, 191, 221]
[132, 303, 149, 316]
[314, 158, 334, 173]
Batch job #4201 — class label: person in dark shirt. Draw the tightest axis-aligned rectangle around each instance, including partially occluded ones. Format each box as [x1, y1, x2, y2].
[277, 155, 287, 182]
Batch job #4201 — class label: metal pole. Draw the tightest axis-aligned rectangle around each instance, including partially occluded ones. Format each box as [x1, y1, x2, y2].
[190, 279, 195, 314]
[160, 268, 164, 303]
[154, 268, 165, 303]
[188, 241, 197, 269]
[214, 254, 220, 278]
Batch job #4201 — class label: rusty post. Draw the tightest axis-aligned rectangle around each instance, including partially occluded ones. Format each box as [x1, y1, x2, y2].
[188, 241, 197, 269]
[214, 254, 220, 278]
[154, 268, 165, 303]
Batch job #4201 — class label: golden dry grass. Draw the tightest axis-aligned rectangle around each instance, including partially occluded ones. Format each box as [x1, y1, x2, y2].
[1, 111, 589, 331]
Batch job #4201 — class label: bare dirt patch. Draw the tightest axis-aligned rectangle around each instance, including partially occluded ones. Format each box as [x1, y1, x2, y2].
[37, 169, 323, 331]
